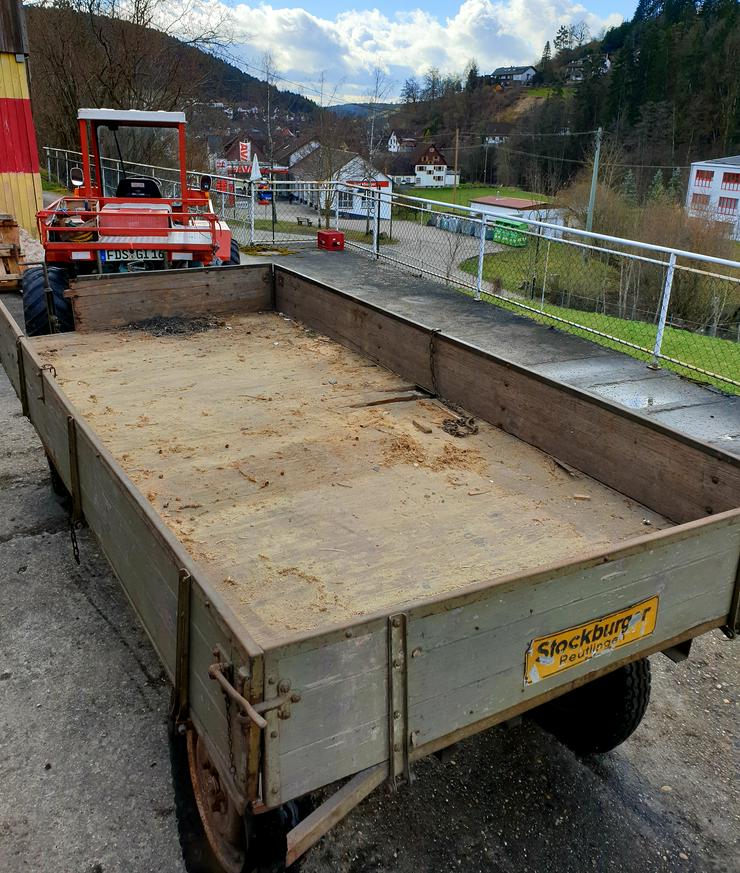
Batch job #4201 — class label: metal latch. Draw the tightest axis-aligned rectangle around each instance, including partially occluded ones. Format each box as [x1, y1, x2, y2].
[208, 660, 300, 729]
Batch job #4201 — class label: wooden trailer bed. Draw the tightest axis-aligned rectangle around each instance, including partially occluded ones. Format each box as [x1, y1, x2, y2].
[34, 312, 669, 645]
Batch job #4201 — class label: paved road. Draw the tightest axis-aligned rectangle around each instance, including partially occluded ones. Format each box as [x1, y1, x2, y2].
[0, 291, 737, 873]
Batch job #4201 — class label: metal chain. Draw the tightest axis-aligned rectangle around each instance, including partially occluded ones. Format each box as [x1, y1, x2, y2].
[223, 688, 238, 779]
[69, 520, 81, 565]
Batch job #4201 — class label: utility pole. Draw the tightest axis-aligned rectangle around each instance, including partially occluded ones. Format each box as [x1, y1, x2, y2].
[453, 127, 459, 204]
[586, 126, 602, 233]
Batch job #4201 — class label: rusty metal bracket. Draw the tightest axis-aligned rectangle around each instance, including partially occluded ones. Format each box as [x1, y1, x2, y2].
[37, 363, 56, 403]
[173, 569, 192, 726]
[209, 660, 268, 730]
[662, 639, 692, 662]
[387, 612, 411, 790]
[15, 337, 28, 417]
[721, 557, 740, 640]
[66, 416, 83, 524]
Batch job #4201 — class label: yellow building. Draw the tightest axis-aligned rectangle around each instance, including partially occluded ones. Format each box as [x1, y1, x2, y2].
[0, 1, 42, 235]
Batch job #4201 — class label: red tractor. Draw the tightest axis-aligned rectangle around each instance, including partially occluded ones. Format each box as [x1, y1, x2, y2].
[23, 108, 240, 335]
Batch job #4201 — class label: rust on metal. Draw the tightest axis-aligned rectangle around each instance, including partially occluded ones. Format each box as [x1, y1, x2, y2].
[208, 661, 268, 730]
[173, 569, 192, 725]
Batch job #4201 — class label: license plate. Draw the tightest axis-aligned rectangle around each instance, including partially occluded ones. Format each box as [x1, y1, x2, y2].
[104, 249, 164, 261]
[524, 596, 659, 686]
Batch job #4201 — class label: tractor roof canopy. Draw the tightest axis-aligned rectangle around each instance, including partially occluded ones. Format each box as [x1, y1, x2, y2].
[77, 108, 186, 126]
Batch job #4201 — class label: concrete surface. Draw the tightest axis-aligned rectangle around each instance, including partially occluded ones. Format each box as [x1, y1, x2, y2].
[1, 287, 738, 873]
[256, 247, 740, 456]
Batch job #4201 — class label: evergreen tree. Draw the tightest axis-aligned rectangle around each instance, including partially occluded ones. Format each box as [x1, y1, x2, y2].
[464, 60, 479, 93]
[667, 167, 683, 201]
[621, 169, 639, 205]
[647, 169, 665, 201]
[553, 24, 574, 54]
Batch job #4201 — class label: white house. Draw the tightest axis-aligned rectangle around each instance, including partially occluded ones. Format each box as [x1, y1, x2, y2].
[470, 196, 565, 237]
[290, 147, 393, 220]
[685, 155, 740, 241]
[491, 65, 537, 85]
[385, 144, 459, 188]
[387, 131, 417, 153]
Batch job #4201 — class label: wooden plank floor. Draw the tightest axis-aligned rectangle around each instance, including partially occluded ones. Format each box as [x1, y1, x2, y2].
[35, 313, 672, 645]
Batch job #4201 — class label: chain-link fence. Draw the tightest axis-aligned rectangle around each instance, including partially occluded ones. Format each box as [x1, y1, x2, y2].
[44, 147, 740, 394]
[371, 190, 739, 394]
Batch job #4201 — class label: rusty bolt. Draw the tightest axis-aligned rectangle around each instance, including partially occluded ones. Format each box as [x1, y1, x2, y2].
[290, 693, 301, 703]
[393, 710, 401, 720]
[393, 742, 400, 752]
[411, 647, 422, 658]
[267, 677, 276, 685]
[278, 709, 290, 720]
[271, 786, 279, 795]
[270, 730, 278, 738]
[392, 617, 401, 628]
[345, 630, 353, 638]
[278, 680, 291, 695]
[393, 658, 402, 668]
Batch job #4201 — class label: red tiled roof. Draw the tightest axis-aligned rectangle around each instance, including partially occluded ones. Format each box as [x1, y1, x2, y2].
[471, 196, 550, 209]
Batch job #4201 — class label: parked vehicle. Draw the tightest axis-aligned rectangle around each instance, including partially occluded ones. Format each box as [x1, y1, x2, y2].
[23, 108, 240, 336]
[1, 262, 738, 872]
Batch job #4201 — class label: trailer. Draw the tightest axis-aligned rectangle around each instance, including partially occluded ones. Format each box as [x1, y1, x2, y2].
[0, 262, 738, 872]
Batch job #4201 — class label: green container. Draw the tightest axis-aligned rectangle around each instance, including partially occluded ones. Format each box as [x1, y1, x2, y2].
[492, 218, 528, 247]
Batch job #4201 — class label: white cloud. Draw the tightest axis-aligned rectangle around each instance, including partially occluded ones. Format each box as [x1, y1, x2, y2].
[217, 0, 623, 100]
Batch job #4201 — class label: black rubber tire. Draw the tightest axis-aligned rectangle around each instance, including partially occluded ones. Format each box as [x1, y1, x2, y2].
[168, 715, 308, 872]
[229, 238, 241, 265]
[21, 266, 74, 336]
[46, 455, 72, 508]
[531, 658, 651, 755]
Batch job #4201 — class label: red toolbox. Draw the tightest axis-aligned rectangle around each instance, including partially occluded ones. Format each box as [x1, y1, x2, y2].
[317, 230, 345, 251]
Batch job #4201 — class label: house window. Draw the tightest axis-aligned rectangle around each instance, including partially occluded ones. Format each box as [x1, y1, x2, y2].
[694, 170, 713, 187]
[722, 172, 740, 190]
[717, 196, 738, 215]
[691, 193, 710, 209]
[338, 191, 353, 210]
[433, 175, 443, 181]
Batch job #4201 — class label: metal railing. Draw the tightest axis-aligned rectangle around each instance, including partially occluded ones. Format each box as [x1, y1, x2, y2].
[44, 146, 740, 394]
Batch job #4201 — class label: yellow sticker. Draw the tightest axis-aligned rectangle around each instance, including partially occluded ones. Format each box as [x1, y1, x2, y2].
[525, 596, 659, 686]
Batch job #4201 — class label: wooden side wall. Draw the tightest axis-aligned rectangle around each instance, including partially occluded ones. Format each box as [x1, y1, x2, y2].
[274, 267, 740, 524]
[68, 264, 273, 332]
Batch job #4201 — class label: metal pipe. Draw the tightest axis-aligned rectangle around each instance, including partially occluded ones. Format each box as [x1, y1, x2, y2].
[475, 215, 486, 301]
[651, 252, 677, 368]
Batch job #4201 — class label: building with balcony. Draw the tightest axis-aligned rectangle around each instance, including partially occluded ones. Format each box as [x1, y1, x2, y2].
[685, 156, 740, 240]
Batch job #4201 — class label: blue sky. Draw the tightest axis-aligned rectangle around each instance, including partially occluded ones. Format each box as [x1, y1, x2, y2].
[215, 0, 634, 100]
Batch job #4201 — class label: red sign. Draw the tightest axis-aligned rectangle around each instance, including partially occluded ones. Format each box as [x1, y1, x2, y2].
[346, 180, 389, 188]
[239, 141, 250, 162]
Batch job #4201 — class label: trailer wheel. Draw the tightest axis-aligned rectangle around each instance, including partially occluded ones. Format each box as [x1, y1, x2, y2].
[21, 266, 74, 336]
[531, 658, 651, 755]
[169, 719, 307, 873]
[229, 239, 241, 265]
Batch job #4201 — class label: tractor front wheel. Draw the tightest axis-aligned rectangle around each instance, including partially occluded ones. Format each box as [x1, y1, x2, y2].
[229, 239, 241, 265]
[21, 266, 74, 336]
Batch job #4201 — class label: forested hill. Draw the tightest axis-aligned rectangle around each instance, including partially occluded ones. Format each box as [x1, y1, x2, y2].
[501, 0, 739, 194]
[26, 4, 316, 152]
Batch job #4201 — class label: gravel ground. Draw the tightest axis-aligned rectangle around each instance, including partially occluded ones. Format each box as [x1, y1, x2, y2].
[0, 291, 737, 873]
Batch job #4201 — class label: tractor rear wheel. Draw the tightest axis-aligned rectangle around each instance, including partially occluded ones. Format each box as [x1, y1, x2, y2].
[21, 266, 74, 336]
[229, 239, 241, 265]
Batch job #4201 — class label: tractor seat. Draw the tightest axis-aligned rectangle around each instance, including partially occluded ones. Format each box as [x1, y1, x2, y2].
[115, 177, 163, 198]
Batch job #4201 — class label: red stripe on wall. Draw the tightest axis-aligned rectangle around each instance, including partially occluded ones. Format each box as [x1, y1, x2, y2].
[0, 97, 40, 173]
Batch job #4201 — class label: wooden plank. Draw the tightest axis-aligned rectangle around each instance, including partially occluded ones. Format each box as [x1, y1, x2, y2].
[432, 334, 740, 523]
[0, 298, 22, 398]
[275, 269, 432, 388]
[67, 264, 273, 332]
[286, 763, 386, 866]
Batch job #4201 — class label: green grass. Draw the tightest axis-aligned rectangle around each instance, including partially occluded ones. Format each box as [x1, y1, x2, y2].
[40, 170, 66, 195]
[459, 251, 740, 393]
[526, 87, 556, 97]
[400, 184, 550, 212]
